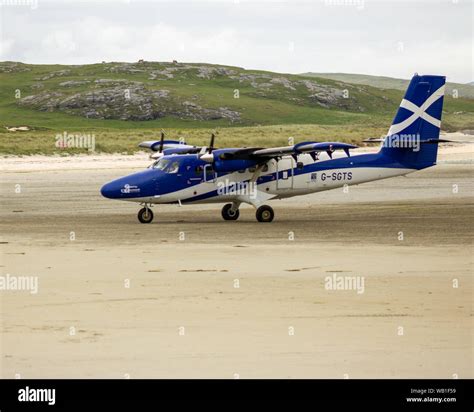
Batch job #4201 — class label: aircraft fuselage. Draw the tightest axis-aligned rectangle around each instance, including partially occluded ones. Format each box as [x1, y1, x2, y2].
[101, 150, 416, 207]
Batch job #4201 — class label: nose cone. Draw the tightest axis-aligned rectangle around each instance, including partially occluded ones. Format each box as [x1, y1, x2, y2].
[100, 181, 118, 199]
[101, 170, 157, 200]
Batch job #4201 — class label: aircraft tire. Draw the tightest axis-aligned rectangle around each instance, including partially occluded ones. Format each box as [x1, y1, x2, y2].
[138, 207, 154, 224]
[222, 203, 240, 221]
[256, 205, 274, 222]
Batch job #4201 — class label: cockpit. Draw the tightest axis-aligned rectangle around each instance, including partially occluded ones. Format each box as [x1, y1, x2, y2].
[151, 157, 181, 174]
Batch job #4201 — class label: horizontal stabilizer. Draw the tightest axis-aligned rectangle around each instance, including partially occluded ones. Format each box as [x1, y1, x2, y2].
[363, 138, 385, 143]
[364, 138, 472, 145]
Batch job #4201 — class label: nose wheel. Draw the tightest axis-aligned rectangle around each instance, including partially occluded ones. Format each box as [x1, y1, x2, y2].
[221, 203, 240, 221]
[256, 205, 274, 222]
[138, 207, 154, 224]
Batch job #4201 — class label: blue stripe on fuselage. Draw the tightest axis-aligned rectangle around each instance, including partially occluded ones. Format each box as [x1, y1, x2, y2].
[179, 152, 411, 204]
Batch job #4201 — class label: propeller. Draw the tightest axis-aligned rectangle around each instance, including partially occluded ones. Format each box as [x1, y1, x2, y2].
[209, 133, 215, 153]
[150, 130, 166, 160]
[158, 130, 165, 153]
[200, 132, 217, 162]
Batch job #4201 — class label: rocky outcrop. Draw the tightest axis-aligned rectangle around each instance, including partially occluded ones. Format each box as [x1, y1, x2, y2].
[19, 85, 240, 122]
[59, 80, 91, 87]
[270, 77, 296, 90]
[0, 62, 31, 73]
[195, 66, 236, 79]
[94, 78, 131, 84]
[36, 70, 71, 81]
[15, 62, 369, 121]
[149, 68, 179, 80]
[180, 101, 240, 122]
[107, 64, 145, 74]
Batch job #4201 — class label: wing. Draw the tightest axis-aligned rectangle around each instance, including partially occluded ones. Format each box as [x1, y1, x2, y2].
[221, 141, 358, 161]
[139, 137, 358, 163]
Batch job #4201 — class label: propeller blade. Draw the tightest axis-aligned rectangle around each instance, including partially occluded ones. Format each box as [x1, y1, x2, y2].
[159, 130, 165, 153]
[209, 133, 215, 154]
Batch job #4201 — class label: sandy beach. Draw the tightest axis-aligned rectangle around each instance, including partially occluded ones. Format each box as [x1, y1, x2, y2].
[1, 140, 473, 378]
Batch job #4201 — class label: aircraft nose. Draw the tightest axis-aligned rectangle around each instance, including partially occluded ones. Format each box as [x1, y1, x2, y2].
[101, 170, 156, 199]
[100, 181, 118, 199]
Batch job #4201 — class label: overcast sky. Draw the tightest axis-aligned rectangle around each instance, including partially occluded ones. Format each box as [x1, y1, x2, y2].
[0, 0, 472, 83]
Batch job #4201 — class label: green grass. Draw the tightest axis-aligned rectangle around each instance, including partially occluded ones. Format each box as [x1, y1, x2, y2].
[0, 124, 391, 156]
[304, 72, 474, 99]
[0, 61, 473, 155]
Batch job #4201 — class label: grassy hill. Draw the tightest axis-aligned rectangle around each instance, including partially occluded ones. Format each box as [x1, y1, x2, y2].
[303, 72, 474, 100]
[1, 62, 473, 155]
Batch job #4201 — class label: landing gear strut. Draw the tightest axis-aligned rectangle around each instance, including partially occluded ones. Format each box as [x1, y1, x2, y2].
[221, 203, 240, 221]
[138, 206, 154, 224]
[256, 205, 274, 222]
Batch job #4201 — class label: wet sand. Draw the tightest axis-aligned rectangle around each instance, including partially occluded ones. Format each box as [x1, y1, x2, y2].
[0, 144, 472, 378]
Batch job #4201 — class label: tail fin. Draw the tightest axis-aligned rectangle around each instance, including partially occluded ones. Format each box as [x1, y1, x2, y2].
[380, 74, 446, 169]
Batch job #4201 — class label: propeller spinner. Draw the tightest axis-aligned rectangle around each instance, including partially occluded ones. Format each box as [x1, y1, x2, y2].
[200, 132, 216, 162]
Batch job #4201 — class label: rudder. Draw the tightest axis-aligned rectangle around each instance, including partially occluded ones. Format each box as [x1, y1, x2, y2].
[380, 74, 446, 169]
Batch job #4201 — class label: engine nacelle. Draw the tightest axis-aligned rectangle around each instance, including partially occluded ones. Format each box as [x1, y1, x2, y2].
[213, 158, 259, 173]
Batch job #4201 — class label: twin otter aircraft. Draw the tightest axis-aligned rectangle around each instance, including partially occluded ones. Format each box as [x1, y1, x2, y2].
[101, 74, 447, 223]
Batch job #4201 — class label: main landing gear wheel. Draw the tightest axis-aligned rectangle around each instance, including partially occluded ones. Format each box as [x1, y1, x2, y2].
[221, 203, 240, 221]
[138, 207, 154, 224]
[256, 205, 274, 223]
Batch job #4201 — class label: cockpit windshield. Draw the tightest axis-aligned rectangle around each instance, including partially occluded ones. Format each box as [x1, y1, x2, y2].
[152, 158, 181, 174]
[152, 158, 170, 171]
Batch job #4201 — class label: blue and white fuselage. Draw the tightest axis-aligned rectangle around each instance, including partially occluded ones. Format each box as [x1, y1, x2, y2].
[101, 74, 446, 223]
[101, 151, 413, 205]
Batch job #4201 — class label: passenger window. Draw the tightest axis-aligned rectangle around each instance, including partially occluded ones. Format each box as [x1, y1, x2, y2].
[195, 165, 204, 175]
[262, 164, 269, 172]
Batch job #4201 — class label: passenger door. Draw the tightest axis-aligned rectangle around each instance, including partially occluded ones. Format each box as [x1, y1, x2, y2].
[276, 157, 294, 190]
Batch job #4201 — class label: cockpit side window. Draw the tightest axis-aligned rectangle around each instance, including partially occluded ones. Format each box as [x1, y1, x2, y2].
[167, 161, 180, 174]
